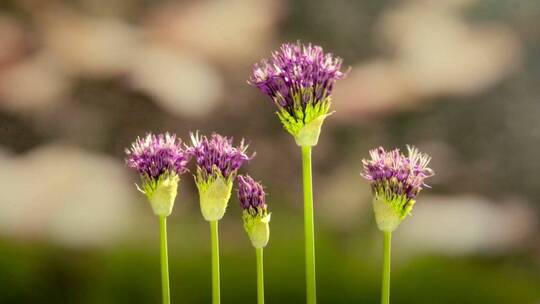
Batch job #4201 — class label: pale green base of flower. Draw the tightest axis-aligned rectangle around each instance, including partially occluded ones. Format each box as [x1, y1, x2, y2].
[138, 173, 179, 217]
[195, 166, 234, 221]
[243, 211, 271, 248]
[372, 194, 415, 232]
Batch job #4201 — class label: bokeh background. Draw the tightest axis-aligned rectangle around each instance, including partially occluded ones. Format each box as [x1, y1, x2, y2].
[0, 0, 539, 303]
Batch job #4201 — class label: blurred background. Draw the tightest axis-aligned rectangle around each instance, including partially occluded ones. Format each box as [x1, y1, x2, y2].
[0, 0, 539, 303]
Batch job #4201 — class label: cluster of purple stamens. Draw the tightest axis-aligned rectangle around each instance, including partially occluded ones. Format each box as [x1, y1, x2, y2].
[361, 146, 434, 202]
[237, 175, 266, 213]
[125, 133, 190, 180]
[190, 132, 252, 180]
[249, 42, 346, 115]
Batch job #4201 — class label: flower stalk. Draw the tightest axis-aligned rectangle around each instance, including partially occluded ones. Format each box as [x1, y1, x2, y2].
[125, 133, 190, 304]
[237, 175, 270, 304]
[362, 146, 434, 304]
[249, 42, 347, 304]
[190, 132, 252, 304]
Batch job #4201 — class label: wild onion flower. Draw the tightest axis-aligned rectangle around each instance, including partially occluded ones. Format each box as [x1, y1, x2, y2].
[249, 42, 346, 304]
[237, 174, 270, 304]
[189, 131, 252, 304]
[189, 132, 252, 221]
[125, 132, 191, 304]
[249, 41, 346, 146]
[361, 145, 434, 232]
[237, 175, 270, 248]
[361, 145, 434, 304]
[126, 132, 190, 216]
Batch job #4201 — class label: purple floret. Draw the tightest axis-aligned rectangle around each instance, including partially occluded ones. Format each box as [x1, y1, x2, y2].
[125, 133, 190, 180]
[237, 175, 266, 211]
[249, 42, 346, 114]
[361, 146, 434, 201]
[190, 132, 252, 180]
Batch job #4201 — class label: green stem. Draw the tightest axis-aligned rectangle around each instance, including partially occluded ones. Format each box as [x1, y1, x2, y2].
[210, 220, 221, 304]
[256, 248, 265, 304]
[301, 145, 317, 304]
[381, 231, 392, 304]
[159, 216, 171, 304]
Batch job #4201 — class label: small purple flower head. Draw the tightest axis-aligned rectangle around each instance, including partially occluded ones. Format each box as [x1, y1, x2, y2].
[190, 132, 252, 181]
[125, 132, 190, 181]
[125, 132, 190, 216]
[362, 145, 434, 223]
[362, 145, 434, 231]
[249, 42, 346, 112]
[237, 175, 267, 214]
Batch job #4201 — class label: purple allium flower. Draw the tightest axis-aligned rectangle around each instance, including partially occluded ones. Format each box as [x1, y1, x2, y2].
[190, 132, 252, 181]
[237, 175, 267, 215]
[125, 132, 190, 181]
[249, 42, 347, 146]
[249, 42, 346, 117]
[362, 146, 434, 210]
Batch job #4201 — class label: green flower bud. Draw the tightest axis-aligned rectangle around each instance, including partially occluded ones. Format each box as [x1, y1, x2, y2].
[243, 211, 271, 248]
[195, 169, 234, 221]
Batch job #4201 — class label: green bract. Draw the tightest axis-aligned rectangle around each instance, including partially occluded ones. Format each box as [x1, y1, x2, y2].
[138, 172, 180, 217]
[195, 166, 234, 221]
[276, 89, 332, 147]
[243, 211, 271, 248]
[372, 193, 415, 232]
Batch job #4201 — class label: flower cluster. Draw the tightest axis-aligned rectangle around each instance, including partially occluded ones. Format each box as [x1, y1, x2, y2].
[190, 132, 252, 182]
[126, 133, 190, 187]
[361, 146, 434, 230]
[237, 175, 267, 215]
[125, 133, 191, 216]
[249, 42, 346, 145]
[237, 175, 270, 248]
[190, 132, 253, 221]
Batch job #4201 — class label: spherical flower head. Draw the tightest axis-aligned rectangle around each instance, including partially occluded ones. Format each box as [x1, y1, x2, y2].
[249, 41, 347, 146]
[361, 145, 434, 231]
[237, 175, 270, 248]
[125, 132, 190, 216]
[190, 132, 253, 221]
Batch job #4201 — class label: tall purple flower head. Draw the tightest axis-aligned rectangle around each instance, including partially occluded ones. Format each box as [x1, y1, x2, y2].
[125, 132, 191, 216]
[237, 174, 271, 248]
[249, 42, 347, 146]
[126, 132, 190, 182]
[190, 132, 254, 221]
[361, 146, 434, 231]
[237, 175, 267, 215]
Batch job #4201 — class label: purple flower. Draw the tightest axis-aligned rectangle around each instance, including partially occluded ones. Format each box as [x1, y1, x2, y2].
[125, 133, 190, 180]
[189, 132, 252, 180]
[249, 42, 346, 116]
[362, 146, 434, 203]
[237, 175, 267, 213]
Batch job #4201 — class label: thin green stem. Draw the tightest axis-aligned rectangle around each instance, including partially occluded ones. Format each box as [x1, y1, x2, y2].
[159, 216, 171, 304]
[381, 231, 392, 304]
[301, 145, 317, 304]
[256, 248, 265, 304]
[210, 220, 221, 304]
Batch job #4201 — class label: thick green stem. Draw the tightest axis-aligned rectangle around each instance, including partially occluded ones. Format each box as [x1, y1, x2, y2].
[301, 145, 317, 304]
[381, 231, 392, 304]
[210, 220, 221, 304]
[159, 216, 171, 304]
[256, 248, 265, 304]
